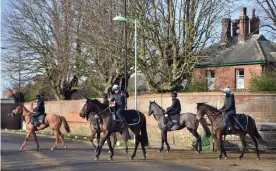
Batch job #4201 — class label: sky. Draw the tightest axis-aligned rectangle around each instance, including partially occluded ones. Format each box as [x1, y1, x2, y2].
[0, 0, 274, 97]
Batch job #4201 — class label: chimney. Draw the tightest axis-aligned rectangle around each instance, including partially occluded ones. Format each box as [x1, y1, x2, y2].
[250, 8, 260, 34]
[239, 7, 249, 41]
[220, 18, 231, 45]
[232, 19, 239, 37]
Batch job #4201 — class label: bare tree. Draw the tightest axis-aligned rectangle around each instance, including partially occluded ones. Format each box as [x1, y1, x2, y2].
[255, 0, 276, 39]
[129, 0, 238, 91]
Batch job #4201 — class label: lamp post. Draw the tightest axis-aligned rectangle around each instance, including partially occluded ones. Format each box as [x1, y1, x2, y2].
[113, 16, 138, 110]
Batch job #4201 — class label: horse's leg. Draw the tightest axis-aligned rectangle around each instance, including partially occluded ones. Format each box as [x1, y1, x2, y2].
[112, 133, 117, 150]
[58, 130, 67, 149]
[158, 130, 165, 153]
[51, 130, 59, 150]
[131, 133, 140, 160]
[164, 131, 170, 153]
[238, 133, 246, 160]
[187, 127, 201, 154]
[124, 135, 128, 154]
[95, 130, 101, 152]
[32, 131, 40, 150]
[140, 132, 147, 160]
[90, 130, 97, 149]
[218, 133, 228, 159]
[249, 133, 260, 160]
[20, 129, 32, 150]
[107, 137, 113, 154]
[95, 131, 112, 160]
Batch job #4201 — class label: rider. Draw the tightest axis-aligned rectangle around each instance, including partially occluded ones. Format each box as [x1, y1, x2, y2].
[110, 84, 129, 128]
[31, 93, 45, 130]
[102, 92, 109, 106]
[164, 91, 181, 128]
[219, 87, 238, 132]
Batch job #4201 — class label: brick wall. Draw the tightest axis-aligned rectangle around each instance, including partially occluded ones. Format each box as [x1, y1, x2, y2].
[193, 64, 263, 90]
[24, 92, 276, 148]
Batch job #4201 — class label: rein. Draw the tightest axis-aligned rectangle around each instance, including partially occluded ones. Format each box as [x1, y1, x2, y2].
[92, 106, 111, 116]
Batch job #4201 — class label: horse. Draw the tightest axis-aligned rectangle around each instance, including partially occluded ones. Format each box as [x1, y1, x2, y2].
[82, 98, 149, 160]
[79, 106, 129, 154]
[195, 103, 266, 160]
[148, 100, 211, 153]
[10, 105, 71, 150]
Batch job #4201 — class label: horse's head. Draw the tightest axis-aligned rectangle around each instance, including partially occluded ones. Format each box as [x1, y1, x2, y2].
[196, 103, 207, 121]
[11, 105, 24, 117]
[148, 100, 164, 116]
[148, 100, 155, 116]
[79, 98, 94, 118]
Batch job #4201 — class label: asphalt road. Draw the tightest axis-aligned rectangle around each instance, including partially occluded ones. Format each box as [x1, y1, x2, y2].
[1, 132, 206, 171]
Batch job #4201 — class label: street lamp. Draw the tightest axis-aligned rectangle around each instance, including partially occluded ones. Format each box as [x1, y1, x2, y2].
[113, 16, 138, 110]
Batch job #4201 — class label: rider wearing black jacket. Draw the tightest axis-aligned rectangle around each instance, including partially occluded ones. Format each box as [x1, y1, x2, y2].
[110, 84, 129, 128]
[31, 94, 45, 130]
[164, 91, 181, 127]
[219, 87, 237, 131]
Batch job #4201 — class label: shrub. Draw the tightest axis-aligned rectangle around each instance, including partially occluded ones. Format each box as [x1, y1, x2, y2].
[249, 69, 276, 92]
[185, 79, 208, 92]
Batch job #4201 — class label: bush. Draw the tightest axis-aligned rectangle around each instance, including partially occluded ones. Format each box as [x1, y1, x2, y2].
[249, 69, 276, 92]
[185, 79, 208, 92]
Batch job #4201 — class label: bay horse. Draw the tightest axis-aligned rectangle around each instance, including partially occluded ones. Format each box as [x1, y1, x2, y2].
[11, 105, 71, 150]
[148, 101, 211, 153]
[79, 107, 129, 154]
[196, 103, 265, 160]
[83, 98, 149, 160]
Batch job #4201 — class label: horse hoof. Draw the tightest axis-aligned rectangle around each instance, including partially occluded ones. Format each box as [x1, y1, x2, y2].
[157, 150, 161, 153]
[125, 151, 128, 154]
[95, 157, 99, 160]
[130, 156, 134, 160]
[143, 157, 146, 160]
[20, 147, 23, 151]
[108, 157, 113, 161]
[195, 151, 200, 154]
[94, 150, 97, 152]
[238, 157, 243, 160]
[108, 151, 111, 154]
[64, 146, 67, 149]
[218, 157, 222, 160]
[166, 151, 169, 153]
[224, 157, 228, 160]
[51, 148, 55, 151]
[256, 157, 260, 160]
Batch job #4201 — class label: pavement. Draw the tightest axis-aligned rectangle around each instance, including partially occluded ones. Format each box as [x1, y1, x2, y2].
[1, 132, 206, 171]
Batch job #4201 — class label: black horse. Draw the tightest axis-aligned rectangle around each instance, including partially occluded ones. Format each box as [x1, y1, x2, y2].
[196, 103, 266, 160]
[148, 101, 211, 153]
[79, 109, 129, 153]
[81, 98, 149, 160]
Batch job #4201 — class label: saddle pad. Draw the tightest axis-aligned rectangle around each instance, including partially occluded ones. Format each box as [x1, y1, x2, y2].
[121, 110, 140, 125]
[234, 114, 248, 131]
[38, 114, 46, 124]
[170, 114, 180, 123]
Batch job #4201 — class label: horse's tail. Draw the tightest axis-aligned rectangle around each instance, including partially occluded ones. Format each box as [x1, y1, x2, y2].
[199, 118, 211, 137]
[60, 116, 71, 133]
[141, 116, 149, 146]
[254, 125, 266, 145]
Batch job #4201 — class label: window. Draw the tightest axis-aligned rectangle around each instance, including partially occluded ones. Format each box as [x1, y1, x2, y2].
[236, 69, 244, 89]
[206, 70, 215, 90]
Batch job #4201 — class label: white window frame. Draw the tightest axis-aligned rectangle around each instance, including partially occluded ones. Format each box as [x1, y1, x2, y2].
[206, 70, 215, 90]
[236, 69, 244, 89]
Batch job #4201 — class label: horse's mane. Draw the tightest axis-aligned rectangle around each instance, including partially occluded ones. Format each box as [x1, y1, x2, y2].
[198, 103, 219, 112]
[152, 101, 165, 112]
[92, 99, 109, 108]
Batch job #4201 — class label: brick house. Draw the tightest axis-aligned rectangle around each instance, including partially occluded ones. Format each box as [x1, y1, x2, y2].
[194, 7, 276, 91]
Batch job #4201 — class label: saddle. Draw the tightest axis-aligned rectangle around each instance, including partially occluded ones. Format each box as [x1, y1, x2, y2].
[109, 107, 140, 125]
[165, 113, 180, 128]
[31, 113, 46, 125]
[225, 114, 248, 131]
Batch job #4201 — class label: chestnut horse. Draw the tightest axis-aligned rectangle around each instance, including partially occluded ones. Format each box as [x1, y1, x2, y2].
[11, 105, 71, 150]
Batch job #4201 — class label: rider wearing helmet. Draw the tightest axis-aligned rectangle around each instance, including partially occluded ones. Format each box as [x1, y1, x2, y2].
[101, 92, 109, 106]
[164, 91, 181, 128]
[110, 84, 129, 128]
[219, 87, 237, 132]
[31, 93, 45, 130]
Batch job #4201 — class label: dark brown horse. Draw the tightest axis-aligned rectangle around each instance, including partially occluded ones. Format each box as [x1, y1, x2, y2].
[196, 103, 265, 160]
[79, 108, 129, 153]
[82, 98, 149, 160]
[148, 101, 211, 153]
